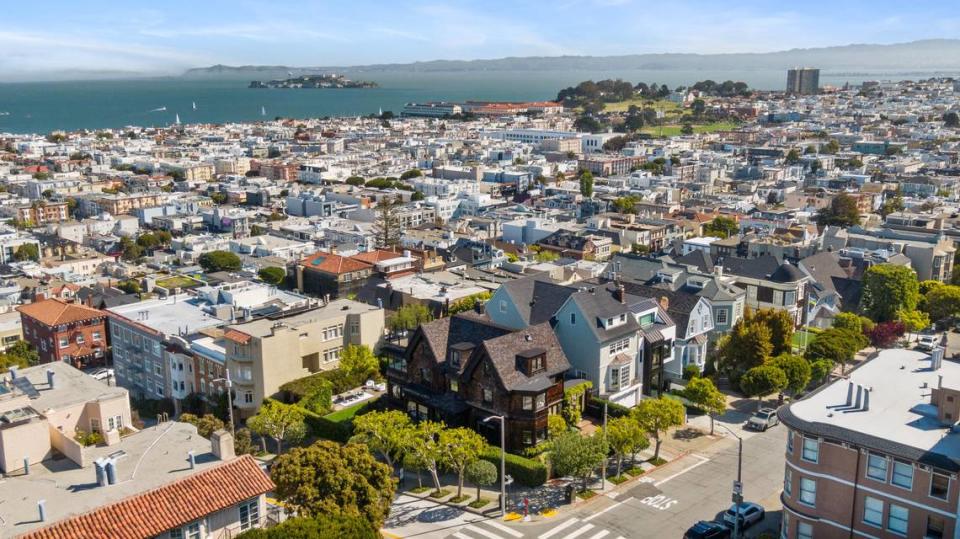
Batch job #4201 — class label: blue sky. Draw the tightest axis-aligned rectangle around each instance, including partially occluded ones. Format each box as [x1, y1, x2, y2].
[2, 0, 959, 79]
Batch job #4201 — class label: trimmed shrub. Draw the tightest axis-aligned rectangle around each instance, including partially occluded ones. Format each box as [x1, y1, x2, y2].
[303, 400, 377, 442]
[585, 397, 631, 419]
[479, 447, 548, 487]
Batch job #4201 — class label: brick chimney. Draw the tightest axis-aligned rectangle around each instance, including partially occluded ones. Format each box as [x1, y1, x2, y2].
[616, 284, 626, 304]
[211, 429, 235, 461]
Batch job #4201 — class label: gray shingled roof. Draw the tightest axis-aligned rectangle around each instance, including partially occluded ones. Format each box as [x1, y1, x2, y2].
[500, 275, 577, 326]
[462, 322, 571, 392]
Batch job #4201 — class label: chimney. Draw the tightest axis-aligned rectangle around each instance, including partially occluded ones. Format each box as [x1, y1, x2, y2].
[187, 450, 196, 469]
[845, 382, 854, 406]
[9, 366, 17, 380]
[211, 429, 236, 461]
[863, 388, 870, 411]
[473, 300, 485, 315]
[38, 500, 46, 522]
[23, 456, 30, 475]
[46, 369, 56, 389]
[714, 265, 723, 278]
[659, 296, 669, 310]
[95, 458, 108, 487]
[617, 284, 626, 304]
[105, 459, 117, 485]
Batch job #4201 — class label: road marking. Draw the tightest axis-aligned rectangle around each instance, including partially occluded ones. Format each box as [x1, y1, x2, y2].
[638, 494, 679, 511]
[583, 497, 636, 522]
[485, 520, 524, 538]
[453, 533, 472, 539]
[539, 518, 579, 539]
[464, 525, 507, 539]
[563, 523, 595, 539]
[606, 491, 620, 499]
[586, 531, 610, 539]
[654, 454, 710, 486]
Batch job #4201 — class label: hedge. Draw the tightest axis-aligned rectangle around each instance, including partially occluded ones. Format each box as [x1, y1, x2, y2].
[480, 447, 548, 487]
[303, 400, 378, 443]
[585, 397, 631, 420]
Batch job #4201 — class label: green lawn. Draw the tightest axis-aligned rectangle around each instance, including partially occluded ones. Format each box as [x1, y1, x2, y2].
[156, 275, 201, 289]
[792, 330, 818, 350]
[323, 398, 376, 422]
[637, 121, 738, 138]
[603, 98, 682, 113]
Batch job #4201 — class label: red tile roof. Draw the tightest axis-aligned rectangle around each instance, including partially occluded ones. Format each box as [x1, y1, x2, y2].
[22, 456, 274, 539]
[301, 251, 371, 275]
[17, 299, 107, 327]
[223, 329, 252, 344]
[351, 249, 406, 264]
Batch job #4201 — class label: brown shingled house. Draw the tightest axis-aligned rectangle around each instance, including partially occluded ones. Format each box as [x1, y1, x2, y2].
[386, 311, 570, 451]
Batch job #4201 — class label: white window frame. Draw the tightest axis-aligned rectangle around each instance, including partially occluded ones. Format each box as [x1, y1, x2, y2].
[522, 396, 533, 410]
[887, 503, 909, 536]
[866, 453, 888, 482]
[891, 460, 913, 490]
[784, 468, 792, 496]
[239, 499, 260, 531]
[863, 496, 883, 527]
[801, 437, 819, 463]
[799, 477, 816, 507]
[797, 522, 813, 539]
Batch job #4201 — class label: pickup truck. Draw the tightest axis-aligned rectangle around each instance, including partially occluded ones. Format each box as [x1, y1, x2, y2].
[747, 408, 780, 431]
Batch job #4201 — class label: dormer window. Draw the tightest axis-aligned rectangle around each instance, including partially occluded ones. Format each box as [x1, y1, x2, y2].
[517, 348, 547, 376]
[450, 350, 461, 368]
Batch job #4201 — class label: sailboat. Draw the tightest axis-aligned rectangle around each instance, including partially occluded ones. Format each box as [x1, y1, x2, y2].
[150, 106, 167, 112]
[192, 101, 197, 110]
[175, 113, 181, 125]
[260, 106, 266, 116]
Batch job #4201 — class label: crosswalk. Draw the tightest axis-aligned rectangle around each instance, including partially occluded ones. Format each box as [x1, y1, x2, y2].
[449, 517, 625, 539]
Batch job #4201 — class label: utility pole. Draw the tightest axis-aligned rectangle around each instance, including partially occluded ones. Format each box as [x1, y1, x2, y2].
[601, 401, 608, 490]
[717, 423, 744, 539]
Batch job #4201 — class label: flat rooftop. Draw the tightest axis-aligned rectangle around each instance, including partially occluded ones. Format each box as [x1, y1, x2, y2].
[788, 349, 960, 464]
[227, 298, 380, 338]
[0, 422, 220, 536]
[1, 362, 126, 413]
[107, 294, 224, 336]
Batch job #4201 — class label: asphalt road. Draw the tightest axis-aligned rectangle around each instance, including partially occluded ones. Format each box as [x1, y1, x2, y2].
[387, 425, 788, 539]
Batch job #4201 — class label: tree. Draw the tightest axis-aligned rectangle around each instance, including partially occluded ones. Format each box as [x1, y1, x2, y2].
[235, 514, 379, 539]
[923, 284, 960, 322]
[823, 139, 840, 154]
[271, 441, 394, 528]
[606, 416, 649, 476]
[350, 410, 412, 472]
[198, 250, 242, 273]
[632, 397, 685, 461]
[136, 232, 161, 250]
[465, 460, 498, 501]
[117, 279, 141, 295]
[373, 197, 402, 249]
[119, 236, 143, 261]
[680, 123, 694, 135]
[579, 171, 594, 198]
[13, 243, 39, 262]
[805, 328, 866, 374]
[0, 340, 38, 373]
[944, 112, 960, 128]
[809, 359, 834, 385]
[862, 264, 920, 322]
[447, 291, 492, 315]
[898, 309, 930, 338]
[770, 354, 812, 396]
[179, 413, 226, 438]
[405, 421, 444, 494]
[389, 304, 433, 334]
[682, 377, 726, 435]
[832, 312, 863, 334]
[740, 365, 788, 410]
[548, 413, 568, 440]
[691, 99, 706, 117]
[439, 427, 486, 499]
[785, 149, 801, 165]
[399, 169, 423, 180]
[411, 190, 425, 201]
[718, 312, 773, 380]
[550, 432, 608, 492]
[338, 344, 379, 382]
[754, 309, 795, 356]
[702, 216, 739, 239]
[210, 192, 228, 204]
[246, 400, 306, 454]
[866, 321, 906, 348]
[345, 176, 366, 187]
[611, 196, 639, 214]
[258, 266, 286, 285]
[816, 193, 861, 227]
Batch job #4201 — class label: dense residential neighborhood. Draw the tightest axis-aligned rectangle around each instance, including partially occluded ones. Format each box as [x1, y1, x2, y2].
[4, 72, 960, 538]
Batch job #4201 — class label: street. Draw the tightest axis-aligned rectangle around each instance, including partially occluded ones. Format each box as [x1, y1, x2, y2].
[384, 424, 787, 539]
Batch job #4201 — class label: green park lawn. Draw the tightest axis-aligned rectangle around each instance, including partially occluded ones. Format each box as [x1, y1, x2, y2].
[603, 98, 682, 113]
[155, 275, 201, 290]
[637, 121, 739, 138]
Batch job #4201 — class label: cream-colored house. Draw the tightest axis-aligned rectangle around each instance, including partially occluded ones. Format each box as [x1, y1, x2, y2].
[0, 361, 132, 474]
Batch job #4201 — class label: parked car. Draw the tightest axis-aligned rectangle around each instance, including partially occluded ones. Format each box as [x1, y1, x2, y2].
[87, 368, 114, 381]
[722, 502, 765, 529]
[918, 333, 939, 351]
[747, 408, 780, 431]
[684, 520, 730, 539]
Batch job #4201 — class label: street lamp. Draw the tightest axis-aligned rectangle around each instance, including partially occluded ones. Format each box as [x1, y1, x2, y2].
[715, 423, 743, 539]
[212, 370, 235, 437]
[482, 415, 506, 517]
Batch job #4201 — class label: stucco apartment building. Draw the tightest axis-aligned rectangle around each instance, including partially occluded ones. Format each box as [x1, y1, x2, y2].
[779, 348, 960, 539]
[0, 364, 275, 538]
[17, 298, 109, 368]
[16, 202, 69, 225]
[222, 299, 385, 417]
[88, 193, 165, 217]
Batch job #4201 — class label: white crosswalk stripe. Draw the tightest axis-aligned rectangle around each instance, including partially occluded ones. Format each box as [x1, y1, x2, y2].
[539, 518, 580, 539]
[586, 531, 610, 539]
[463, 524, 508, 539]
[563, 523, 595, 539]
[485, 520, 524, 538]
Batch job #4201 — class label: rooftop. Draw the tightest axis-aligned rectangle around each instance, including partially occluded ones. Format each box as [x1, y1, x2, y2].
[784, 349, 960, 470]
[1, 362, 126, 413]
[16, 299, 107, 327]
[107, 294, 223, 337]
[225, 298, 380, 339]
[1, 422, 262, 537]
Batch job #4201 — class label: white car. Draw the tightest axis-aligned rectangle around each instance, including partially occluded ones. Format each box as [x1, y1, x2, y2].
[723, 502, 765, 529]
[88, 368, 114, 381]
[918, 334, 939, 351]
[747, 408, 780, 431]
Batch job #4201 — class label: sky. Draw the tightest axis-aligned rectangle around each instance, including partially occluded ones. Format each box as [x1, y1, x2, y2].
[2, 0, 960, 80]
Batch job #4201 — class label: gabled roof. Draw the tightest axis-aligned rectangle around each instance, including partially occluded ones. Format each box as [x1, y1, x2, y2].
[301, 251, 372, 275]
[673, 250, 714, 273]
[620, 282, 705, 339]
[567, 283, 641, 342]
[352, 249, 406, 264]
[415, 311, 513, 367]
[499, 276, 577, 326]
[463, 322, 571, 392]
[16, 299, 107, 327]
[719, 254, 804, 282]
[22, 455, 274, 539]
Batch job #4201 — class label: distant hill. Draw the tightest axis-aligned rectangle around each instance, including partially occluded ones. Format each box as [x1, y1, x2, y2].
[182, 39, 960, 79]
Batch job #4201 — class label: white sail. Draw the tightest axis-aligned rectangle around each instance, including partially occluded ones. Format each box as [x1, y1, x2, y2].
[175, 114, 181, 125]
[192, 101, 197, 110]
[261, 106, 266, 116]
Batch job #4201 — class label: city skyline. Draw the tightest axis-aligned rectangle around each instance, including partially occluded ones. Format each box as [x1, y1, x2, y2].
[4, 0, 960, 80]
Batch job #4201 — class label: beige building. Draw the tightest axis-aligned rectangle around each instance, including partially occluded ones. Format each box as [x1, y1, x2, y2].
[215, 157, 251, 176]
[0, 362, 131, 474]
[222, 299, 385, 416]
[780, 348, 960, 539]
[93, 193, 164, 216]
